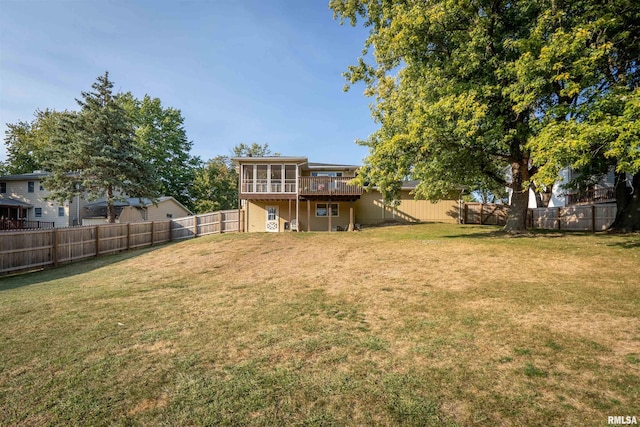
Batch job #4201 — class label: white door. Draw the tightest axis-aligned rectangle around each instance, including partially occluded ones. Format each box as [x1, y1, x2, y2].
[265, 206, 279, 232]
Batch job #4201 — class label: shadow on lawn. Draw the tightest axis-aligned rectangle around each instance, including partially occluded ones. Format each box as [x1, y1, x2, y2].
[443, 226, 640, 247]
[0, 245, 163, 292]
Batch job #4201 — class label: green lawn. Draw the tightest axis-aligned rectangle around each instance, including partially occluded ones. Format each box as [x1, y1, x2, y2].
[1, 224, 639, 426]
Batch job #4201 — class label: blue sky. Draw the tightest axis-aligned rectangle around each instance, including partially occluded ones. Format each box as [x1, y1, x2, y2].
[0, 0, 377, 165]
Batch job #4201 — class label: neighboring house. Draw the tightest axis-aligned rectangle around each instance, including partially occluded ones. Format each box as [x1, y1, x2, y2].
[506, 167, 618, 209]
[232, 156, 459, 232]
[0, 172, 88, 229]
[82, 196, 191, 225]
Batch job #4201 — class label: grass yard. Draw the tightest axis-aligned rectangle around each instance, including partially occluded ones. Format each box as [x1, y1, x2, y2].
[1, 223, 639, 426]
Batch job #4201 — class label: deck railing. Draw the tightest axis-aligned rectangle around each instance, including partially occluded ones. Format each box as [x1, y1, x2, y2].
[298, 176, 362, 196]
[566, 187, 615, 205]
[0, 219, 55, 231]
[240, 176, 363, 196]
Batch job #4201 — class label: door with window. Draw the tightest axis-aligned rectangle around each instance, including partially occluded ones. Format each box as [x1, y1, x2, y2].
[265, 206, 279, 232]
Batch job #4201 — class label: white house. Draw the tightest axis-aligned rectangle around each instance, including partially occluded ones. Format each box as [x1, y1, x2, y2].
[0, 172, 88, 228]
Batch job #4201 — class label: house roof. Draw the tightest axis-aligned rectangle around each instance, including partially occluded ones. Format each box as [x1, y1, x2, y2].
[0, 172, 50, 181]
[0, 198, 33, 208]
[84, 196, 192, 216]
[231, 156, 308, 164]
[305, 162, 359, 171]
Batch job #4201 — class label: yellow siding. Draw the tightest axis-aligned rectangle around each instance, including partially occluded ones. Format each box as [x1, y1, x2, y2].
[118, 206, 145, 223]
[299, 201, 353, 231]
[356, 190, 459, 224]
[146, 199, 191, 221]
[246, 201, 296, 232]
[244, 190, 458, 232]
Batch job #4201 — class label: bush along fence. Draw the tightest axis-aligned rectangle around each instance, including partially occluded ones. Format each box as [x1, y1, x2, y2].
[462, 203, 617, 231]
[0, 209, 243, 276]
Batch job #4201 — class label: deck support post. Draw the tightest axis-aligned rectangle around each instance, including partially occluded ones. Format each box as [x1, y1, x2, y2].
[349, 200, 354, 231]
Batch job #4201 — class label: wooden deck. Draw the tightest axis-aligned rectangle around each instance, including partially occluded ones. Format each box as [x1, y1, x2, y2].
[565, 187, 615, 205]
[239, 176, 363, 199]
[298, 176, 362, 197]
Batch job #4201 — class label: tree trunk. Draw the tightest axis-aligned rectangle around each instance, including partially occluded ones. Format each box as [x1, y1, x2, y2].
[504, 159, 531, 233]
[106, 185, 116, 224]
[610, 172, 640, 232]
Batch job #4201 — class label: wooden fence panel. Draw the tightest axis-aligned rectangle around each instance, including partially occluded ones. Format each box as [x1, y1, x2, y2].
[153, 221, 172, 244]
[129, 222, 153, 249]
[531, 208, 560, 229]
[462, 203, 508, 226]
[0, 229, 54, 273]
[171, 216, 196, 240]
[559, 206, 595, 231]
[530, 204, 616, 231]
[221, 210, 240, 232]
[98, 224, 129, 255]
[197, 212, 221, 236]
[464, 203, 617, 231]
[57, 227, 97, 263]
[595, 205, 616, 231]
[1, 209, 242, 275]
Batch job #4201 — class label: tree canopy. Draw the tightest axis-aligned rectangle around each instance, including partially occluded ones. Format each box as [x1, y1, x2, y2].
[119, 93, 200, 209]
[331, 0, 639, 232]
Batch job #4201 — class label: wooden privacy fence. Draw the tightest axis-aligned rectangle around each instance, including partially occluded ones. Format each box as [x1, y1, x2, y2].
[0, 209, 243, 276]
[461, 203, 509, 225]
[462, 203, 617, 231]
[529, 205, 616, 231]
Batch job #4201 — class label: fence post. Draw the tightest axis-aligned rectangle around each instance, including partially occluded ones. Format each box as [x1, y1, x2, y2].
[127, 223, 131, 250]
[151, 221, 155, 245]
[169, 220, 174, 242]
[479, 204, 484, 225]
[193, 215, 198, 238]
[591, 205, 596, 231]
[53, 228, 59, 267]
[463, 204, 468, 224]
[95, 225, 100, 257]
[557, 208, 562, 230]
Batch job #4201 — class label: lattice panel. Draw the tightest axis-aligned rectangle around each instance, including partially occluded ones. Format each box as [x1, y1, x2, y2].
[266, 222, 278, 231]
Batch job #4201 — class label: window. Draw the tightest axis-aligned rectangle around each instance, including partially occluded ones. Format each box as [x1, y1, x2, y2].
[0, 182, 6, 193]
[35, 207, 42, 217]
[316, 203, 338, 217]
[28, 181, 35, 193]
[58, 207, 65, 217]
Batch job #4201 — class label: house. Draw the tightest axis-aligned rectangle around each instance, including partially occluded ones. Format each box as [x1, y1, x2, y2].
[82, 196, 192, 225]
[519, 168, 618, 208]
[0, 172, 89, 229]
[232, 156, 459, 232]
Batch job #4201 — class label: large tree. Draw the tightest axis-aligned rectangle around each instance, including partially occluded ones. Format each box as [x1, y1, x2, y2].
[523, 0, 640, 231]
[331, 0, 639, 232]
[191, 156, 238, 213]
[3, 110, 76, 174]
[44, 72, 159, 223]
[119, 93, 200, 209]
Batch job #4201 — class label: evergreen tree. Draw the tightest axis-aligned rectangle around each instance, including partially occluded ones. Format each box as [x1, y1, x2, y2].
[44, 72, 159, 223]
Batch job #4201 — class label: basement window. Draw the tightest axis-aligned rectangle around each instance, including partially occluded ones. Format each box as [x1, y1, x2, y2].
[316, 203, 338, 217]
